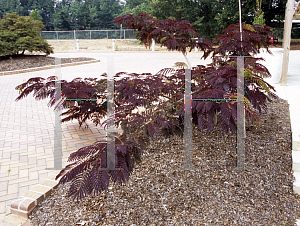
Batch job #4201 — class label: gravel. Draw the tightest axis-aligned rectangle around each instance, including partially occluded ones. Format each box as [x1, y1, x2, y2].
[28, 97, 300, 225]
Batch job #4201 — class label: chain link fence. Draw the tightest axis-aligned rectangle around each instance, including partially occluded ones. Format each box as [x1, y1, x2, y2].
[41, 29, 137, 40]
[41, 28, 300, 41]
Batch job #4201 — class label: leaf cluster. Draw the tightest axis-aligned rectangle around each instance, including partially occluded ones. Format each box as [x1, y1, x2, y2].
[54, 137, 142, 201]
[210, 23, 273, 58]
[113, 13, 211, 54]
[15, 76, 108, 127]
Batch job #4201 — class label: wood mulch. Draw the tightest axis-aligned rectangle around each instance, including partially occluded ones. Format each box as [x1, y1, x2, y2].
[28, 97, 300, 225]
[0, 54, 95, 72]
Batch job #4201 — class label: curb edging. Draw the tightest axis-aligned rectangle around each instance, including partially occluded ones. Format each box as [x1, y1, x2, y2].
[0, 59, 100, 76]
[10, 177, 59, 220]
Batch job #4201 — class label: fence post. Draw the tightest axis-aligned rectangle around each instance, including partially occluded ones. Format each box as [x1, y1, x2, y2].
[56, 31, 58, 40]
[90, 30, 92, 39]
[74, 30, 76, 40]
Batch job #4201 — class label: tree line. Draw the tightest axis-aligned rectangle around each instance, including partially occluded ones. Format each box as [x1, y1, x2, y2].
[0, 0, 287, 39]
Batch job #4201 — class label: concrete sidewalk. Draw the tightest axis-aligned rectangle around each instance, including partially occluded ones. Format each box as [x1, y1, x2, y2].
[0, 50, 299, 226]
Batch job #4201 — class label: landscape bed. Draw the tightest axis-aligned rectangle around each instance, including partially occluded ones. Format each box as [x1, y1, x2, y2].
[46, 39, 168, 52]
[3, 21, 300, 225]
[0, 55, 95, 72]
[28, 97, 300, 225]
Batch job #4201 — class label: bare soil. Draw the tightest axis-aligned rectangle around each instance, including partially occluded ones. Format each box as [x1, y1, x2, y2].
[46, 39, 168, 52]
[45, 39, 300, 52]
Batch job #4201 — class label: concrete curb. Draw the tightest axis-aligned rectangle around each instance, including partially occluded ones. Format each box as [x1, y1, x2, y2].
[293, 133, 300, 152]
[0, 59, 100, 76]
[3, 173, 60, 225]
[10, 178, 59, 219]
[292, 133, 300, 196]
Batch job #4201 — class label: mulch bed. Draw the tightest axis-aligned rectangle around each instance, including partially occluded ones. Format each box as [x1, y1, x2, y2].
[0, 54, 95, 72]
[28, 97, 300, 225]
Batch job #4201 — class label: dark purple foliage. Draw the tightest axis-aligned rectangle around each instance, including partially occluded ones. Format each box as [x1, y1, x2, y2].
[113, 13, 212, 55]
[210, 23, 273, 58]
[55, 137, 142, 201]
[15, 15, 278, 201]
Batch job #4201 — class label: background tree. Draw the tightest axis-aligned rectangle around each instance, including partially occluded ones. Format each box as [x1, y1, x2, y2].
[0, 12, 53, 56]
[147, 0, 256, 39]
[53, 2, 71, 31]
[88, 0, 102, 30]
[125, 0, 145, 9]
[262, 0, 287, 28]
[253, 0, 266, 26]
[0, 0, 23, 19]
[121, 0, 153, 16]
[69, 0, 91, 30]
[18, 0, 55, 30]
[191, 0, 220, 39]
[253, 12, 266, 26]
[214, 0, 256, 36]
[98, 0, 123, 29]
[0, 0, 290, 32]
[256, 0, 263, 15]
[145, 0, 287, 39]
[51, 0, 123, 30]
[30, 9, 43, 21]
